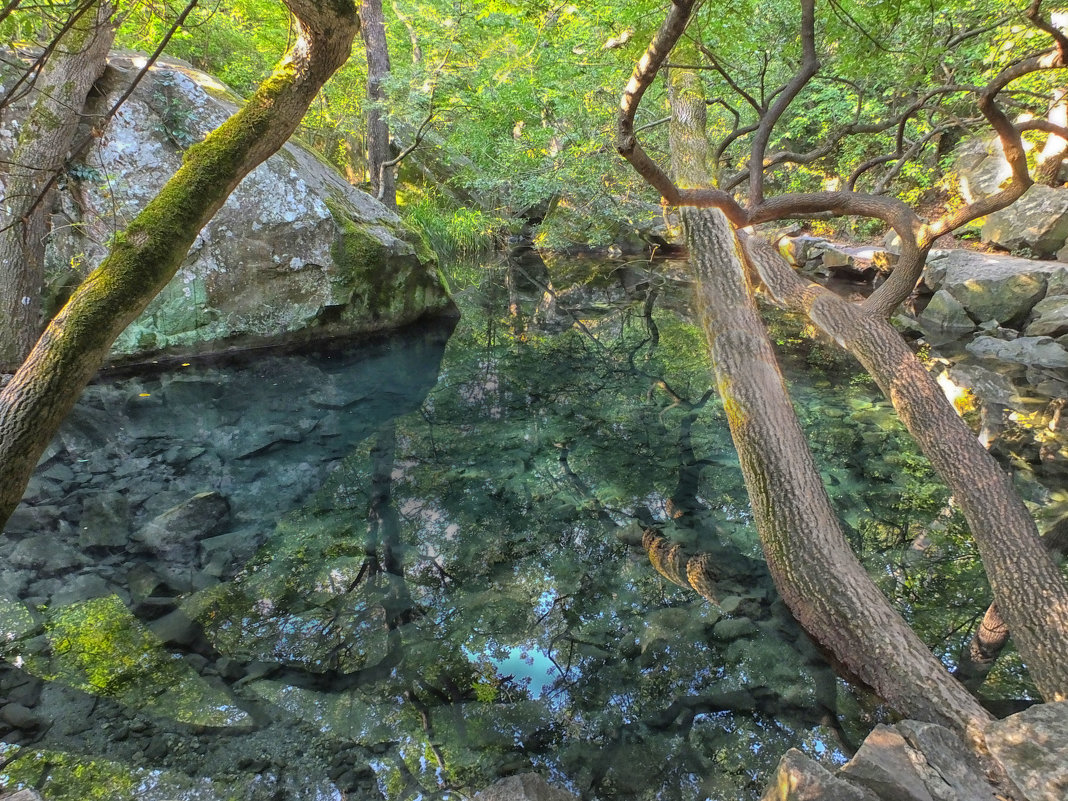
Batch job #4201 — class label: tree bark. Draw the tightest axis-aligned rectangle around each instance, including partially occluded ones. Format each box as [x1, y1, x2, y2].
[667, 70, 991, 736]
[954, 520, 1068, 690]
[360, 0, 395, 208]
[0, 0, 360, 530]
[0, 1, 116, 372]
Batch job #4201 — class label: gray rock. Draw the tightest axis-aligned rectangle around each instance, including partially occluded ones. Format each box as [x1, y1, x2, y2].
[841, 725, 936, 801]
[966, 335, 1068, 369]
[474, 774, 578, 801]
[77, 490, 131, 548]
[134, 491, 231, 560]
[982, 185, 1068, 258]
[1058, 242, 1068, 263]
[918, 290, 976, 334]
[896, 720, 998, 801]
[0, 702, 44, 729]
[46, 53, 451, 361]
[946, 270, 1047, 327]
[923, 251, 1059, 327]
[1025, 295, 1068, 337]
[761, 749, 878, 801]
[984, 701, 1068, 801]
[778, 235, 828, 267]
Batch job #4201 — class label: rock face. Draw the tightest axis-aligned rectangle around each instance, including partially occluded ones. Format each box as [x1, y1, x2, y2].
[40, 52, 453, 361]
[982, 185, 1068, 258]
[952, 136, 1068, 258]
[760, 702, 1068, 801]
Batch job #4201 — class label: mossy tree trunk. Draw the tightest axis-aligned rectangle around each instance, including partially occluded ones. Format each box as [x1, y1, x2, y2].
[668, 69, 992, 737]
[0, 1, 116, 372]
[0, 0, 361, 530]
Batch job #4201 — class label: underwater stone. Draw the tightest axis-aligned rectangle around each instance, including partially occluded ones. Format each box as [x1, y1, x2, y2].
[474, 774, 578, 801]
[134, 491, 231, 560]
[712, 616, 759, 641]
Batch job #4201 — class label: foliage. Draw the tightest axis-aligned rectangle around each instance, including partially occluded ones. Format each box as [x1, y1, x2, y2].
[402, 190, 501, 261]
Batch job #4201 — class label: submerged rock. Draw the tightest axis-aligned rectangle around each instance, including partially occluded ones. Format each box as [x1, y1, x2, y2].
[134, 491, 231, 561]
[41, 52, 453, 361]
[474, 774, 578, 801]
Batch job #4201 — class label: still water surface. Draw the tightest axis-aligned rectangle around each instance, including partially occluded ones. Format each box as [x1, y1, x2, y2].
[0, 259, 1019, 800]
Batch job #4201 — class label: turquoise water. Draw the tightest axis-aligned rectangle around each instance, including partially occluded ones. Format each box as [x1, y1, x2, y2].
[0, 259, 1011, 800]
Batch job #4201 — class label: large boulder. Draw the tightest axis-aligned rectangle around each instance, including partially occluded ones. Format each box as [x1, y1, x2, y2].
[923, 250, 1060, 325]
[41, 52, 453, 361]
[982, 185, 1068, 258]
[952, 136, 1068, 258]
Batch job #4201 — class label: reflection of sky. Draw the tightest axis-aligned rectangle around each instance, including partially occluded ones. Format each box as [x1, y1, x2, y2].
[464, 644, 556, 697]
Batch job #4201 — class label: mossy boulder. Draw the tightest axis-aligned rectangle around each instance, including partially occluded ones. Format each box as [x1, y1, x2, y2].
[43, 52, 453, 360]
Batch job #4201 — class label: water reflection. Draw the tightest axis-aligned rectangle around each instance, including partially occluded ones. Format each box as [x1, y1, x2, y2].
[0, 259, 1024, 800]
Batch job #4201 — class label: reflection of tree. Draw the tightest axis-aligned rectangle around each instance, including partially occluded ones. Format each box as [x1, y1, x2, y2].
[0, 267, 1021, 800]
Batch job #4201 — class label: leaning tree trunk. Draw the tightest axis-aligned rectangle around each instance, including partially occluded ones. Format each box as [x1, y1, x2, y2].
[668, 70, 992, 736]
[360, 0, 395, 208]
[0, 0, 361, 530]
[0, 1, 116, 372]
[742, 234, 1068, 703]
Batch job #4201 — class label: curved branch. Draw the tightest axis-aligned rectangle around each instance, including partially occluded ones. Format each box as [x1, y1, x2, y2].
[748, 0, 819, 205]
[617, 0, 746, 222]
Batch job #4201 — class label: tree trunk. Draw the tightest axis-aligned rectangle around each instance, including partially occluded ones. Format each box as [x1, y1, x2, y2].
[955, 520, 1068, 690]
[742, 233, 1068, 702]
[0, 1, 116, 372]
[360, 0, 395, 208]
[668, 70, 991, 736]
[0, 0, 360, 530]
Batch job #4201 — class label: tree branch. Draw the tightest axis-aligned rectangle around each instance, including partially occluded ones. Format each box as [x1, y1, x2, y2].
[748, 0, 819, 206]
